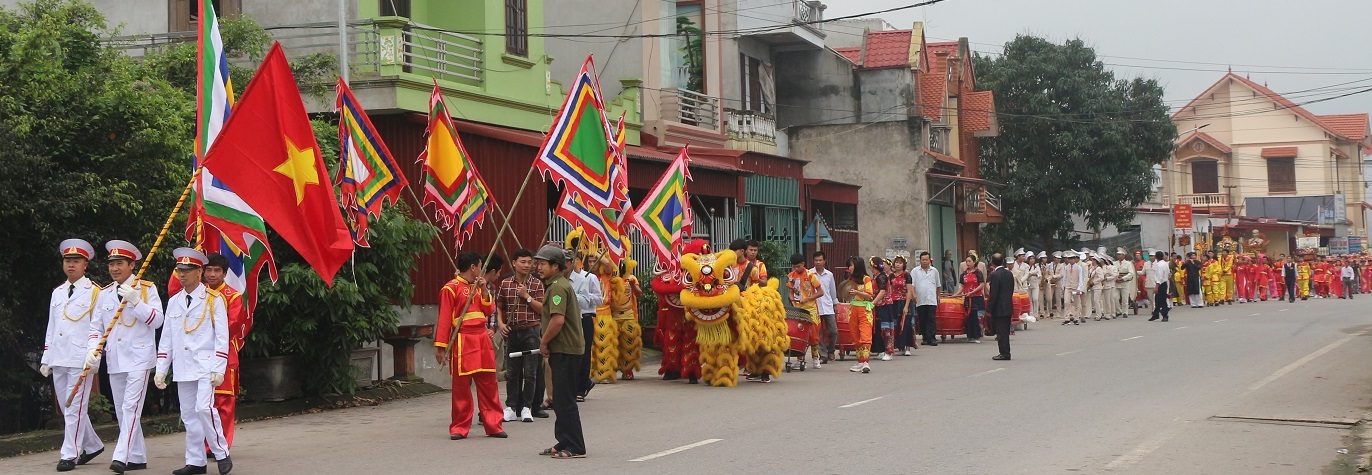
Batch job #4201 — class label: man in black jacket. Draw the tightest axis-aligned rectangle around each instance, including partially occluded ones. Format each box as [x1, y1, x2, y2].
[985, 253, 1015, 361]
[1282, 256, 1298, 303]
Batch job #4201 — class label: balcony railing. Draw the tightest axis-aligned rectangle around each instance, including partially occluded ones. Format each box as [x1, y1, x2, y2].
[662, 88, 720, 130]
[1177, 193, 1229, 207]
[725, 109, 776, 144]
[793, 1, 824, 35]
[106, 18, 482, 87]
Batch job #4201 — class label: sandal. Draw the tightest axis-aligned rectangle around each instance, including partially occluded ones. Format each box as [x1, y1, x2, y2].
[575, 395, 586, 402]
[551, 450, 585, 459]
[539, 447, 559, 456]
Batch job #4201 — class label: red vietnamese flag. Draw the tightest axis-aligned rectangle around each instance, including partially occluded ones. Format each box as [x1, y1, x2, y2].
[201, 42, 354, 285]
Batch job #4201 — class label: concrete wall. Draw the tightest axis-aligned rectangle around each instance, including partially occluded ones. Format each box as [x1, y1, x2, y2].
[790, 121, 929, 256]
[774, 48, 855, 128]
[544, 0, 643, 101]
[858, 68, 914, 123]
[0, 0, 169, 35]
[244, 0, 358, 28]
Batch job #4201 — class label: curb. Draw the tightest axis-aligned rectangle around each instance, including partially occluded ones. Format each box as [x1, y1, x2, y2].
[0, 381, 445, 459]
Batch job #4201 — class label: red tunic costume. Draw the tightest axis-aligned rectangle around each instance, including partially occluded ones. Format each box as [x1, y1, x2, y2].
[1255, 261, 1271, 301]
[434, 276, 502, 437]
[653, 268, 700, 381]
[1273, 263, 1286, 300]
[1312, 263, 1330, 297]
[209, 283, 246, 449]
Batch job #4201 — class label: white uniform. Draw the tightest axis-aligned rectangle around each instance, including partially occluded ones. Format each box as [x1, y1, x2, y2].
[88, 277, 163, 465]
[1054, 261, 1068, 317]
[1012, 260, 1029, 293]
[156, 285, 231, 467]
[1115, 258, 1135, 316]
[1026, 264, 1042, 318]
[1099, 262, 1117, 318]
[43, 277, 104, 461]
[1062, 262, 1086, 322]
[1088, 263, 1105, 318]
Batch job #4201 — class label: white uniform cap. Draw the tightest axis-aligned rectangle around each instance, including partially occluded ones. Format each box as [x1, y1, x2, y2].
[1052, 251, 1062, 258]
[1064, 250, 1078, 259]
[1014, 248, 1025, 256]
[172, 247, 208, 269]
[1038, 251, 1047, 258]
[59, 239, 94, 259]
[105, 240, 142, 261]
[1116, 247, 1127, 255]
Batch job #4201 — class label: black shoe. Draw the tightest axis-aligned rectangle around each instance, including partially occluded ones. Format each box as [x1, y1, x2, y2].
[171, 465, 207, 475]
[532, 410, 549, 418]
[487, 432, 508, 438]
[992, 354, 1011, 361]
[1148, 316, 1159, 321]
[662, 371, 680, 381]
[77, 448, 103, 465]
[109, 460, 127, 474]
[215, 456, 232, 475]
[687, 376, 699, 384]
[57, 459, 76, 472]
[450, 433, 466, 440]
[1161, 318, 1168, 322]
[125, 463, 146, 471]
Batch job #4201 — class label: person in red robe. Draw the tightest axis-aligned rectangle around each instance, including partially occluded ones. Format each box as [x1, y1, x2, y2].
[1255, 256, 1271, 301]
[1273, 258, 1286, 301]
[434, 252, 506, 439]
[203, 253, 247, 450]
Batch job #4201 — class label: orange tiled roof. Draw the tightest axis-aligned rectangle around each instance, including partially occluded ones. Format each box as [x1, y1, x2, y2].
[1317, 113, 1370, 140]
[963, 90, 996, 132]
[928, 150, 964, 167]
[918, 71, 947, 121]
[833, 47, 862, 66]
[1174, 73, 1358, 140]
[1260, 146, 1298, 158]
[1177, 131, 1231, 154]
[862, 30, 913, 69]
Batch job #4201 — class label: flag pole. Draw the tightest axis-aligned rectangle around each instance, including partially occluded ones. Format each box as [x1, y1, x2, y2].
[400, 186, 459, 269]
[66, 169, 201, 407]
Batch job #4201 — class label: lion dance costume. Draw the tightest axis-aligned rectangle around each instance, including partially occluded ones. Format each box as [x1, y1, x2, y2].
[609, 243, 642, 380]
[568, 228, 643, 384]
[679, 248, 788, 386]
[654, 240, 706, 383]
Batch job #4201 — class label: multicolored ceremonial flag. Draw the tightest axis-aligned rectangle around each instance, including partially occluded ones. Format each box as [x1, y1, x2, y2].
[182, 0, 274, 311]
[534, 54, 625, 213]
[418, 81, 491, 248]
[605, 112, 633, 231]
[633, 146, 693, 267]
[556, 188, 624, 262]
[336, 79, 408, 247]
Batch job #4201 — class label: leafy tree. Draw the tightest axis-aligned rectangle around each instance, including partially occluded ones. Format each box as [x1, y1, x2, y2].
[973, 36, 1176, 248]
[0, 0, 193, 433]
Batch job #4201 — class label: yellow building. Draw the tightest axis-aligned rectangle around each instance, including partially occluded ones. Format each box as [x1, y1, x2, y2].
[1167, 73, 1371, 238]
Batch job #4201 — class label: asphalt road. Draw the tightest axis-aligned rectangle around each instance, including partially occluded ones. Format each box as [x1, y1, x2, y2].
[5, 297, 1371, 474]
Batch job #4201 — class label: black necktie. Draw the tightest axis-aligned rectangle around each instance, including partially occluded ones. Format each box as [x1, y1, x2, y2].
[68, 284, 74, 299]
[186, 295, 192, 308]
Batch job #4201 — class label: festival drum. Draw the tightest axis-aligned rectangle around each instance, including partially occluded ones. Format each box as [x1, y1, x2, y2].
[835, 303, 854, 360]
[785, 308, 812, 356]
[1012, 292, 1030, 329]
[935, 297, 966, 337]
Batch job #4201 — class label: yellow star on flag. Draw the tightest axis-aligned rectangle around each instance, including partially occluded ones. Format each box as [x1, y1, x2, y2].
[275, 135, 320, 204]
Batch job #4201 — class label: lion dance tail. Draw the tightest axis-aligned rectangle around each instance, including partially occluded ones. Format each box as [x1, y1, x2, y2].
[616, 312, 642, 374]
[592, 309, 619, 383]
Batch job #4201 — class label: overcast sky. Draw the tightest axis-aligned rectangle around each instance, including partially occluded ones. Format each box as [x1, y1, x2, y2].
[823, 0, 1372, 116]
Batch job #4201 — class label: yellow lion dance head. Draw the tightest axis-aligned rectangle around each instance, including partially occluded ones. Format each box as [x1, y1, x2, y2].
[678, 249, 742, 326]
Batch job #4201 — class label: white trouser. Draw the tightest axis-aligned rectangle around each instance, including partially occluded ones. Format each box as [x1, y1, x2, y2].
[1028, 285, 1041, 317]
[1101, 288, 1116, 317]
[52, 366, 103, 460]
[1189, 294, 1204, 307]
[1084, 288, 1096, 316]
[178, 379, 229, 466]
[1051, 285, 1061, 313]
[109, 370, 149, 463]
[1064, 290, 1082, 319]
[1117, 285, 1131, 313]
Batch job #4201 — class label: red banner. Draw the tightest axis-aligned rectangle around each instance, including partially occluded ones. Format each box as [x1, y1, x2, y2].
[1173, 204, 1193, 229]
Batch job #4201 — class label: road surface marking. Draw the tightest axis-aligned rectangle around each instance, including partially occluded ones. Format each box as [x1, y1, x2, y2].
[1214, 319, 1228, 322]
[1173, 326, 1189, 330]
[1105, 427, 1183, 470]
[839, 396, 884, 408]
[1247, 330, 1369, 393]
[969, 368, 1005, 378]
[1121, 336, 1144, 341]
[1249, 313, 1260, 316]
[629, 439, 723, 462]
[1056, 349, 1082, 356]
[1279, 309, 1289, 312]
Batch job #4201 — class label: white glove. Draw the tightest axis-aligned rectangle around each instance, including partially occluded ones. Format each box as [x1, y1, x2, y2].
[210, 372, 224, 386]
[117, 283, 137, 301]
[39, 364, 51, 377]
[85, 349, 101, 368]
[154, 372, 167, 390]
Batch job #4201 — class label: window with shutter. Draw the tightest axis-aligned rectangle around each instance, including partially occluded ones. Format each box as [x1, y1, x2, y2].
[1267, 157, 1296, 193]
[1191, 160, 1219, 194]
